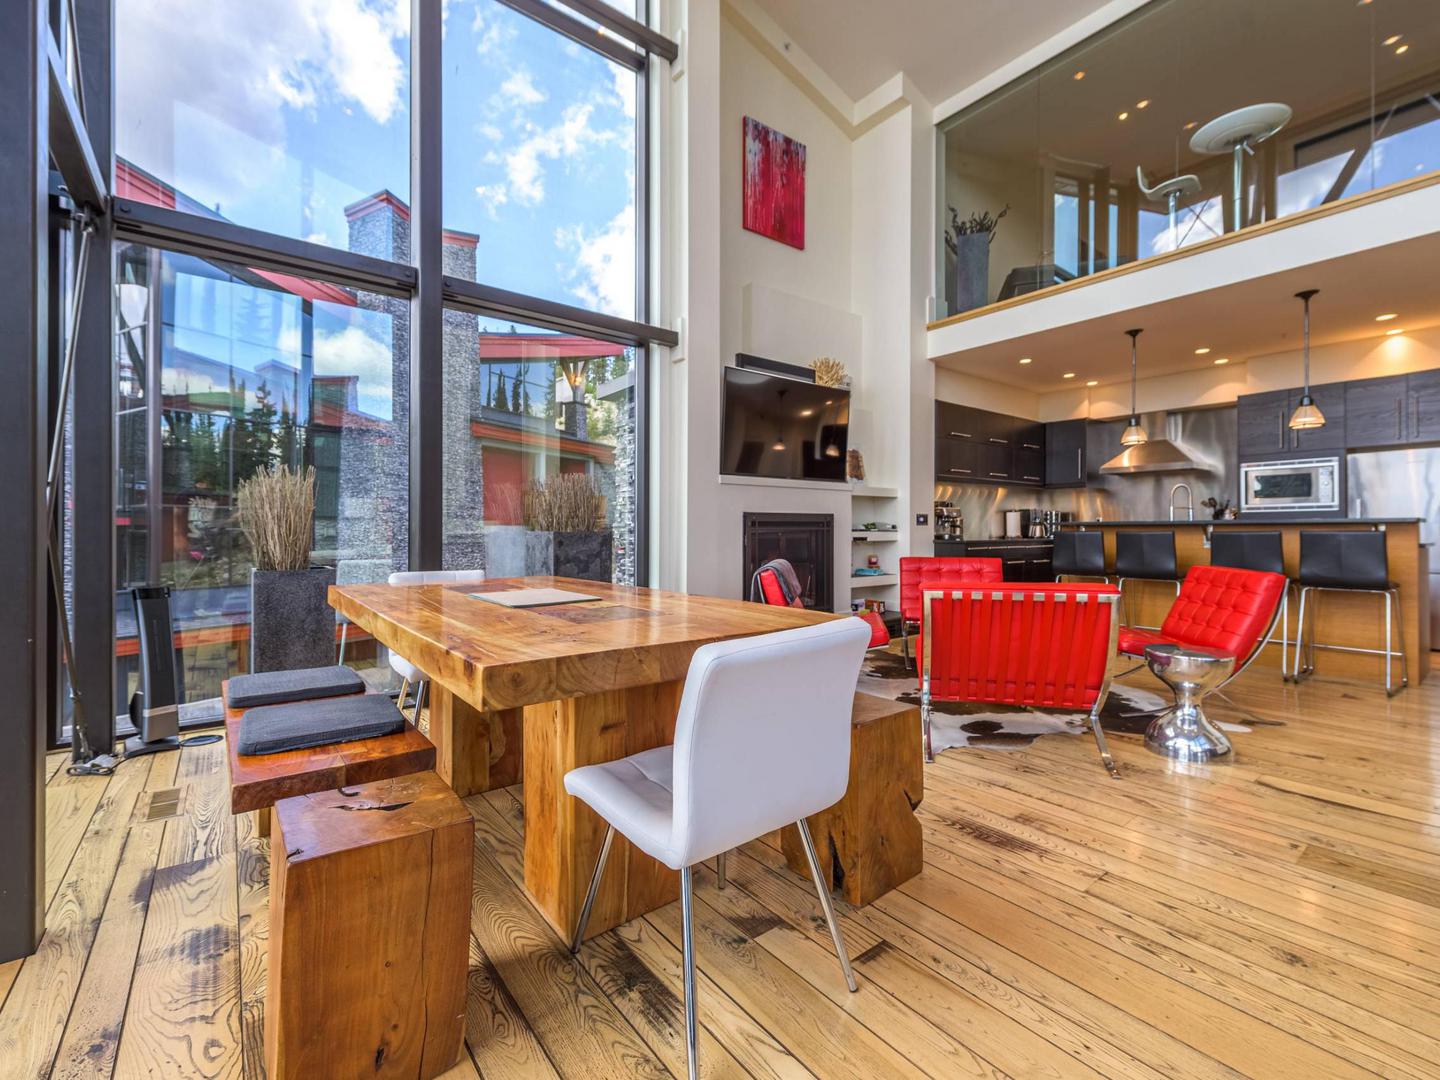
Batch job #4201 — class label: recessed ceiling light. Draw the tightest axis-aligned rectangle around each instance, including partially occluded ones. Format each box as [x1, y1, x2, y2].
[1073, 70, 1086, 81]
[1085, 380, 1099, 386]
[1136, 99, 1150, 109]
[1213, 357, 1230, 365]
[1194, 347, 1211, 355]
[1386, 327, 1406, 336]
[1183, 121, 1198, 130]
[1063, 372, 1076, 379]
[1396, 44, 1410, 54]
[1118, 111, 1129, 121]
[1376, 312, 1398, 321]
[1383, 34, 1402, 45]
[799, 408, 814, 417]
[1018, 357, 1033, 364]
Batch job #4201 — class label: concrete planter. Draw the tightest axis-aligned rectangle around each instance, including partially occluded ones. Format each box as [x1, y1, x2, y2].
[952, 231, 990, 314]
[484, 524, 529, 580]
[525, 529, 613, 583]
[250, 566, 337, 673]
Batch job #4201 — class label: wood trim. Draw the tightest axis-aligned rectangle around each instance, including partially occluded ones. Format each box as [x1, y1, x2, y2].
[926, 171, 1440, 333]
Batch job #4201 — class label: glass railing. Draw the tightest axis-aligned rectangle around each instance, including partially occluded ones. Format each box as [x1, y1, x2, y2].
[935, 0, 1440, 320]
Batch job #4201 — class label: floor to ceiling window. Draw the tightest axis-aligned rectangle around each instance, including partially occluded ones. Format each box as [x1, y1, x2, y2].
[91, 0, 675, 731]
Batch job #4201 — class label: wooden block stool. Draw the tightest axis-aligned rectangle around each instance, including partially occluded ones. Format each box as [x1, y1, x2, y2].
[267, 770, 472, 1080]
[782, 692, 924, 906]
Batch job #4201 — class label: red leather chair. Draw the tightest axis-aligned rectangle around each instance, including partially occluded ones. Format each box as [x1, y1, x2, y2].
[1117, 564, 1286, 718]
[899, 556, 1003, 667]
[757, 567, 889, 647]
[920, 583, 1123, 777]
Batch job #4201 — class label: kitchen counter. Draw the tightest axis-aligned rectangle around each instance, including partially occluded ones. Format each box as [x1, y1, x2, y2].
[1065, 518, 1422, 527]
[1057, 519, 1430, 683]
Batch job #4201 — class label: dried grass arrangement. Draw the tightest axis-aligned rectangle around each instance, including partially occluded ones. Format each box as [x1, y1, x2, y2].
[811, 356, 849, 388]
[237, 464, 315, 571]
[522, 473, 606, 532]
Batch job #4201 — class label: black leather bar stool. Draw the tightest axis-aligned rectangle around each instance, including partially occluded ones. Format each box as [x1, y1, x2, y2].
[1210, 530, 1292, 679]
[1053, 530, 1108, 584]
[1294, 531, 1407, 695]
[1115, 531, 1179, 628]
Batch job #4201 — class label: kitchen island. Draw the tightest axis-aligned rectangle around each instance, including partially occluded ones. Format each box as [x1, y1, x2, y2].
[1057, 518, 1431, 684]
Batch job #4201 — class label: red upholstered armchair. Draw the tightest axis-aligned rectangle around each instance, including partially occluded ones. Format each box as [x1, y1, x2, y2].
[921, 583, 1123, 777]
[899, 556, 1003, 667]
[1117, 564, 1286, 716]
[756, 567, 804, 608]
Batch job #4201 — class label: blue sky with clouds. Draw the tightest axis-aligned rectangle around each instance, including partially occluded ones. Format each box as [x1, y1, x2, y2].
[116, 0, 636, 322]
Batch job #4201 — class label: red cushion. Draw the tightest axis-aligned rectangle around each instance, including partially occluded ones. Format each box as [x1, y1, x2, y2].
[857, 609, 890, 648]
[757, 568, 804, 608]
[922, 583, 1121, 710]
[1156, 565, 1285, 659]
[1117, 626, 1165, 656]
[900, 557, 1003, 623]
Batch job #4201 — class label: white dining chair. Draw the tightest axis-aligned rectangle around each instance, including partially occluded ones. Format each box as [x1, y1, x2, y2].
[565, 617, 872, 1080]
[387, 570, 486, 714]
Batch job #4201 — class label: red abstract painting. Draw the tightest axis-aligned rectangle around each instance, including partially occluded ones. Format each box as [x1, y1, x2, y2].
[743, 116, 806, 249]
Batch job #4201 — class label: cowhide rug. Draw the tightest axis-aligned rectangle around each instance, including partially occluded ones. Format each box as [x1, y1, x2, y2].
[858, 647, 1252, 757]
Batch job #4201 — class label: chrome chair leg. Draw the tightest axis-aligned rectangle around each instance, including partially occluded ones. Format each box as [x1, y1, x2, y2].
[337, 621, 349, 665]
[414, 679, 429, 720]
[716, 850, 727, 889]
[921, 702, 934, 763]
[1394, 587, 1410, 692]
[901, 627, 911, 669]
[1293, 586, 1310, 680]
[795, 819, 858, 992]
[1087, 700, 1121, 779]
[569, 825, 615, 953]
[397, 677, 411, 712]
[681, 866, 699, 1080]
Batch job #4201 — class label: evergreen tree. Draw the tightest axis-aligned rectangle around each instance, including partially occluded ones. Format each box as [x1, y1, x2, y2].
[494, 371, 509, 412]
[510, 370, 522, 414]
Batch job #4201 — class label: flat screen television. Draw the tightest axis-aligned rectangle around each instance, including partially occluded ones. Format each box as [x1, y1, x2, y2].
[720, 367, 850, 482]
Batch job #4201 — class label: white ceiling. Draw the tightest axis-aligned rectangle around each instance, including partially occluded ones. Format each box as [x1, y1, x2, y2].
[749, 0, 1114, 107]
[932, 231, 1440, 391]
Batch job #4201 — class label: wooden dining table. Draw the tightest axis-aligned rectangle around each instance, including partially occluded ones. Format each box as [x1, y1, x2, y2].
[328, 575, 837, 941]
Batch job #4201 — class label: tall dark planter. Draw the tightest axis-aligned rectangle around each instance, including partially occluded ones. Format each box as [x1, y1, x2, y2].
[952, 231, 990, 314]
[250, 566, 337, 673]
[524, 530, 613, 583]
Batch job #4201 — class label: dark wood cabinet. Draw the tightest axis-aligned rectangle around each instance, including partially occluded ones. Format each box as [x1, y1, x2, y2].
[934, 402, 1045, 486]
[1345, 376, 1407, 448]
[1236, 389, 1290, 457]
[1289, 383, 1346, 452]
[962, 542, 1054, 582]
[1408, 370, 1440, 443]
[1044, 419, 1087, 486]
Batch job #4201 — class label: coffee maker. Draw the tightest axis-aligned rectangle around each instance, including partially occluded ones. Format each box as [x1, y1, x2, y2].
[934, 501, 963, 540]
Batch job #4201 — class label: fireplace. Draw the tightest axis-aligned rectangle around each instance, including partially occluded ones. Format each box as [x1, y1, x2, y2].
[742, 512, 835, 611]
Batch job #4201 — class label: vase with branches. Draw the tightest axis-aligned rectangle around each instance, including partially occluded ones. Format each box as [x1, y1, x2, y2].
[946, 203, 1010, 315]
[237, 464, 336, 673]
[518, 473, 613, 582]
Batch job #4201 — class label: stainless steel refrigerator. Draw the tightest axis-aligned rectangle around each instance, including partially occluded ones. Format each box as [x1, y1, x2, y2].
[1348, 449, 1440, 640]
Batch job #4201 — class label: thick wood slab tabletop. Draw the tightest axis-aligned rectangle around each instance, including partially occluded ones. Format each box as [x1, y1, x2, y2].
[329, 576, 838, 711]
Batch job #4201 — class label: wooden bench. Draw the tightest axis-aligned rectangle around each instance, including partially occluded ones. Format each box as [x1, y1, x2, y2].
[781, 691, 924, 906]
[223, 679, 436, 836]
[267, 769, 471, 1080]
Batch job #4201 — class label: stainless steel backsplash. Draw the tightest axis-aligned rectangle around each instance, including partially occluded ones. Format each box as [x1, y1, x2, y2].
[934, 407, 1238, 539]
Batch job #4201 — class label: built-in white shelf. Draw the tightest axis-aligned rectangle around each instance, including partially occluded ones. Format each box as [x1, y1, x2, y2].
[851, 531, 899, 542]
[850, 485, 899, 499]
[850, 574, 899, 589]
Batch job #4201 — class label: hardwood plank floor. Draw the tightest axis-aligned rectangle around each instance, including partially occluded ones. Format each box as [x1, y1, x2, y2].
[4, 663, 1440, 1079]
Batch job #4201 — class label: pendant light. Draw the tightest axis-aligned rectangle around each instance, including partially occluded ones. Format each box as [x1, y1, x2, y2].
[1289, 289, 1325, 430]
[1120, 328, 1148, 446]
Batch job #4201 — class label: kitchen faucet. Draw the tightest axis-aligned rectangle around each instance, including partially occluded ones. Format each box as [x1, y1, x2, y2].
[1169, 482, 1194, 522]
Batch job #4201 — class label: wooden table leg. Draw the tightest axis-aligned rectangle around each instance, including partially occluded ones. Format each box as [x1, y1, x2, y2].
[429, 683, 523, 798]
[523, 680, 684, 941]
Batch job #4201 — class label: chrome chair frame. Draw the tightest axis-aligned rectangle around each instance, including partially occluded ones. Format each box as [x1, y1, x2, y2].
[1293, 584, 1408, 696]
[570, 821, 856, 1080]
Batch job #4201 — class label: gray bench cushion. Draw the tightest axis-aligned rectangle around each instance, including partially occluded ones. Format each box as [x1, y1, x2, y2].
[227, 665, 366, 710]
[237, 694, 406, 756]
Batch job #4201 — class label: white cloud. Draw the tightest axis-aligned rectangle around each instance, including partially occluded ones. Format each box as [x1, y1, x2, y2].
[499, 70, 546, 107]
[557, 203, 635, 318]
[473, 183, 510, 218]
[116, 0, 408, 214]
[612, 67, 636, 121]
[503, 103, 617, 206]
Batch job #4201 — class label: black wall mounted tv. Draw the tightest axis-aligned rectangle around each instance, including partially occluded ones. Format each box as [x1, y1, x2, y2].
[720, 367, 850, 482]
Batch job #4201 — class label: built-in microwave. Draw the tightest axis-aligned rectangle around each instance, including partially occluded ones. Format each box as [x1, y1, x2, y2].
[1239, 457, 1340, 513]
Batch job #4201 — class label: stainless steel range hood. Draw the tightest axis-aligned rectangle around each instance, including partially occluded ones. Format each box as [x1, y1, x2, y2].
[1099, 412, 1210, 475]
